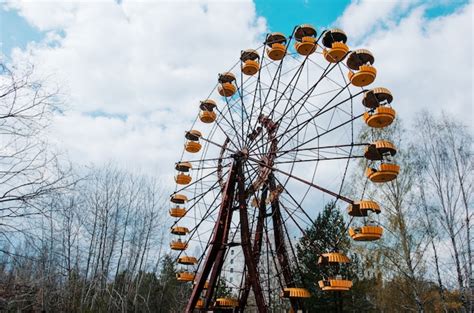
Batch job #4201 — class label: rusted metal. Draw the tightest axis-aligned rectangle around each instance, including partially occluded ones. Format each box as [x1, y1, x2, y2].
[237, 160, 268, 312]
[185, 161, 238, 312]
[269, 174, 302, 311]
[238, 184, 268, 311]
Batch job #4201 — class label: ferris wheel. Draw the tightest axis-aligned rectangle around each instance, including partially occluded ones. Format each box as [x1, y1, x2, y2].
[169, 24, 399, 312]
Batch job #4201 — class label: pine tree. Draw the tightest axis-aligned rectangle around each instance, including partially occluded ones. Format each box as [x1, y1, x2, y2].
[296, 202, 375, 312]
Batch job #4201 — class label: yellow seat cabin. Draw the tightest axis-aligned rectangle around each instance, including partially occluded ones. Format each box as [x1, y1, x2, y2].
[169, 207, 186, 218]
[177, 256, 198, 265]
[266, 32, 287, 61]
[362, 87, 396, 128]
[241, 49, 260, 76]
[294, 24, 317, 56]
[185, 130, 202, 153]
[214, 298, 238, 308]
[318, 252, 353, 292]
[218, 72, 237, 97]
[318, 278, 353, 291]
[171, 226, 189, 236]
[199, 99, 217, 123]
[347, 49, 377, 87]
[176, 271, 195, 282]
[170, 240, 187, 251]
[322, 28, 349, 63]
[280, 287, 311, 299]
[349, 225, 383, 241]
[366, 163, 400, 183]
[169, 194, 187, 218]
[175, 161, 192, 185]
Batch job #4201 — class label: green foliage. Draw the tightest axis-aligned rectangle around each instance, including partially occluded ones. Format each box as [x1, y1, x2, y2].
[296, 202, 375, 312]
[215, 276, 233, 298]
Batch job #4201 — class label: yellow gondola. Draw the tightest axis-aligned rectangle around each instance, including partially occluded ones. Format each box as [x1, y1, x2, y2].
[241, 49, 260, 76]
[170, 194, 188, 204]
[170, 240, 188, 251]
[175, 161, 192, 185]
[318, 252, 350, 265]
[214, 298, 238, 308]
[266, 32, 287, 61]
[364, 140, 397, 161]
[169, 207, 186, 218]
[366, 163, 400, 182]
[318, 252, 352, 291]
[177, 256, 198, 265]
[362, 87, 396, 127]
[218, 72, 237, 97]
[347, 49, 376, 87]
[175, 173, 191, 185]
[280, 287, 311, 298]
[171, 226, 189, 235]
[347, 200, 381, 217]
[349, 225, 383, 241]
[294, 24, 317, 56]
[185, 130, 202, 153]
[199, 99, 217, 123]
[322, 29, 349, 63]
[364, 106, 396, 128]
[318, 278, 353, 291]
[176, 271, 195, 282]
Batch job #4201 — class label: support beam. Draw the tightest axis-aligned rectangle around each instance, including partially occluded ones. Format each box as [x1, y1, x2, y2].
[185, 162, 238, 312]
[237, 161, 268, 312]
[239, 185, 268, 311]
[269, 174, 303, 311]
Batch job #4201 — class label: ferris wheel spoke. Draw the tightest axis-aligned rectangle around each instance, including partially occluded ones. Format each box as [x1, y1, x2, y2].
[244, 45, 268, 152]
[266, 56, 310, 125]
[246, 156, 353, 204]
[172, 166, 221, 195]
[248, 84, 361, 155]
[273, 142, 369, 156]
[278, 112, 364, 158]
[243, 47, 292, 149]
[272, 61, 336, 127]
[278, 201, 306, 284]
[245, 59, 327, 154]
[272, 155, 364, 165]
[276, 189, 335, 253]
[171, 181, 221, 230]
[214, 103, 244, 149]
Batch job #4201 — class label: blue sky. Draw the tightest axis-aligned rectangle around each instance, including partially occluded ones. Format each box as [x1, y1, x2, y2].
[1, 0, 470, 57]
[0, 0, 471, 172]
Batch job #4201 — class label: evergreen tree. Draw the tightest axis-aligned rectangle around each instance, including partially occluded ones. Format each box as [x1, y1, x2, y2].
[296, 202, 375, 312]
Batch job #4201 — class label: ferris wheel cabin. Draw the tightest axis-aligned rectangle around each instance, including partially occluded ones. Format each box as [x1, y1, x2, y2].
[241, 49, 260, 76]
[184, 130, 202, 153]
[347, 49, 377, 87]
[266, 32, 287, 61]
[322, 28, 349, 63]
[217, 72, 237, 97]
[199, 99, 217, 123]
[294, 24, 317, 56]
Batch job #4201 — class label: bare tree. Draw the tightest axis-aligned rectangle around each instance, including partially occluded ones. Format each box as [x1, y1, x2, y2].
[348, 121, 431, 312]
[0, 62, 71, 240]
[416, 112, 473, 312]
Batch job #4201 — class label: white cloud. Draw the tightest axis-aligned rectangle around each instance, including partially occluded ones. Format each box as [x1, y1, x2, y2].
[8, 0, 267, 181]
[337, 0, 473, 128]
[336, 0, 418, 42]
[4, 0, 472, 200]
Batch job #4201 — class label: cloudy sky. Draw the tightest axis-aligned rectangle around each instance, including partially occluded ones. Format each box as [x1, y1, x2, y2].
[1, 0, 472, 184]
